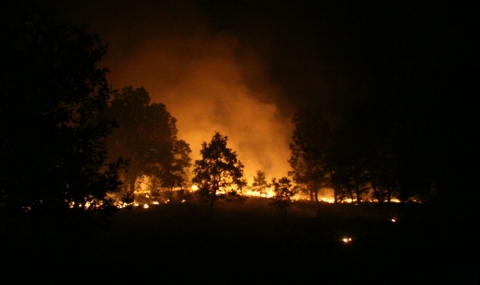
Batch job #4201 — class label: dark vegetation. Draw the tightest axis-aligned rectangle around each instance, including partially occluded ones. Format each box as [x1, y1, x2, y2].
[192, 132, 246, 216]
[1, 6, 478, 283]
[2, 197, 478, 284]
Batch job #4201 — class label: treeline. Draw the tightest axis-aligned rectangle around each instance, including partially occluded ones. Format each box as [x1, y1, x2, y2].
[1, 10, 477, 231]
[289, 103, 438, 207]
[0, 11, 196, 229]
[1, 12, 120, 229]
[288, 85, 478, 210]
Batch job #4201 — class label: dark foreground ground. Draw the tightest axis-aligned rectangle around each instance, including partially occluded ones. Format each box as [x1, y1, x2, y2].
[2, 198, 479, 284]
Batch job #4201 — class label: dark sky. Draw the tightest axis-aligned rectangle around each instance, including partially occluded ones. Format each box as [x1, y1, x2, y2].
[9, 0, 479, 183]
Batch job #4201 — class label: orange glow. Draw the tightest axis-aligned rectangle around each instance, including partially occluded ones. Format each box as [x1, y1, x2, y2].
[342, 237, 353, 243]
[108, 182, 408, 211]
[104, 23, 293, 186]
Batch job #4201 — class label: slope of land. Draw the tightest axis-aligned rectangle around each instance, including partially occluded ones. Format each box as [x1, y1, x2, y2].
[3, 197, 478, 284]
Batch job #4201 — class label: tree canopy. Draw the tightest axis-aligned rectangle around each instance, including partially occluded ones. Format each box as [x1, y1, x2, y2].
[269, 177, 298, 220]
[192, 132, 247, 216]
[251, 170, 269, 196]
[103, 86, 191, 201]
[288, 107, 331, 209]
[0, 11, 122, 229]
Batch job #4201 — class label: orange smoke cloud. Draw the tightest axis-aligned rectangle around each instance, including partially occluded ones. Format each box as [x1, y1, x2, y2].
[103, 23, 293, 184]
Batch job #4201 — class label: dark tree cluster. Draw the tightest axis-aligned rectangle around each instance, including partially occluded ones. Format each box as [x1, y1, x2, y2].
[102, 86, 192, 203]
[0, 11, 193, 230]
[0, 12, 123, 229]
[288, 107, 330, 212]
[289, 90, 478, 210]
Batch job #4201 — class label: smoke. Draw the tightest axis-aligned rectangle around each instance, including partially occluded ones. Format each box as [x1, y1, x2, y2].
[73, 1, 295, 184]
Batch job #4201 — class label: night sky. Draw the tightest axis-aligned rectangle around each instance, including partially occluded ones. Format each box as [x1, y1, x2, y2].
[8, 0, 479, 183]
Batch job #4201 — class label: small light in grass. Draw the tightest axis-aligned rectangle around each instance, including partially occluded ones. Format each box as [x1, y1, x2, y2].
[342, 237, 352, 243]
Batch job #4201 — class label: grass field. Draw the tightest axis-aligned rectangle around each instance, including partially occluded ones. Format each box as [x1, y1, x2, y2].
[3, 197, 478, 284]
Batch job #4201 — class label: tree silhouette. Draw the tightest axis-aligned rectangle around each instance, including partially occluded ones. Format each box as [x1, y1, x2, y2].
[288, 108, 330, 212]
[269, 177, 298, 221]
[103, 86, 191, 201]
[161, 139, 192, 201]
[0, 11, 123, 229]
[328, 95, 437, 204]
[251, 170, 269, 197]
[192, 132, 247, 216]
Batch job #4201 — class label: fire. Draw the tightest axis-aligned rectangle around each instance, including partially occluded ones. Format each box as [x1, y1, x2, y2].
[320, 197, 335, 203]
[108, 178, 410, 211]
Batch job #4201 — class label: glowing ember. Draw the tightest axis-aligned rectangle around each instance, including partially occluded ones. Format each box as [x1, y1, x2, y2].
[152, 201, 160, 205]
[391, 218, 397, 223]
[191, 185, 198, 191]
[143, 204, 149, 209]
[342, 237, 353, 243]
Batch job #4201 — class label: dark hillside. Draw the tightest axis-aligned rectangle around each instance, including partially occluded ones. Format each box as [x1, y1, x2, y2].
[3, 198, 478, 284]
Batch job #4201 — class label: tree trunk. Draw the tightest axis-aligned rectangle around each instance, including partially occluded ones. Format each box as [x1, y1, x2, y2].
[207, 184, 217, 217]
[370, 176, 382, 205]
[314, 190, 320, 216]
[354, 178, 361, 204]
[129, 180, 135, 194]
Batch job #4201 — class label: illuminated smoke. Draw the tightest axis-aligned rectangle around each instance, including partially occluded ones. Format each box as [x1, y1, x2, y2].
[86, 5, 294, 184]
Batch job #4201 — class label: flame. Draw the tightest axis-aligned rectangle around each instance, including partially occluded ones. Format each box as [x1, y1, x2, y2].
[320, 197, 335, 203]
[108, 178, 410, 211]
